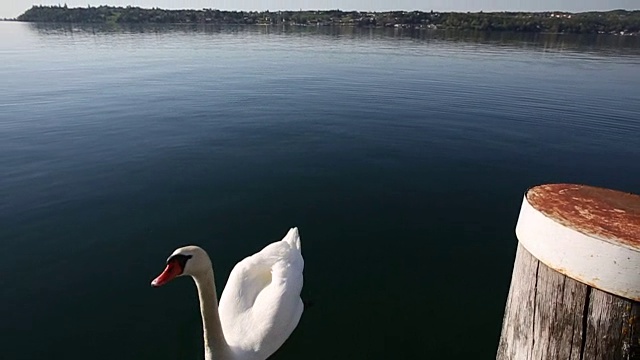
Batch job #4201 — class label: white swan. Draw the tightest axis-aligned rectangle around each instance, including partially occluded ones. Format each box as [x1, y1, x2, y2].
[151, 227, 304, 360]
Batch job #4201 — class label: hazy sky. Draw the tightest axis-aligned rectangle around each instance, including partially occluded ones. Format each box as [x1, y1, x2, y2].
[2, 0, 639, 19]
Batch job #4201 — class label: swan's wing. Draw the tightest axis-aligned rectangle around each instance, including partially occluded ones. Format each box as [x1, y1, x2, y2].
[218, 228, 304, 358]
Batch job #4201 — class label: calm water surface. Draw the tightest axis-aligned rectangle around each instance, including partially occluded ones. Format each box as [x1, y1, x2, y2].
[1, 22, 639, 359]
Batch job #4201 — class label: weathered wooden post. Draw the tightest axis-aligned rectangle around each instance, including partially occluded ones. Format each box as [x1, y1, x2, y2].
[497, 184, 640, 360]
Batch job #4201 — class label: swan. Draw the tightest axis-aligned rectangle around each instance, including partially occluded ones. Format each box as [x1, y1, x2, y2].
[151, 227, 304, 360]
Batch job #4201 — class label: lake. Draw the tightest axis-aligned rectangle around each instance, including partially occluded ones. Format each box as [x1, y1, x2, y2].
[0, 22, 639, 360]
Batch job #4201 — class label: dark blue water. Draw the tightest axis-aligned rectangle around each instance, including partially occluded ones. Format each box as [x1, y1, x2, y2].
[1, 22, 639, 359]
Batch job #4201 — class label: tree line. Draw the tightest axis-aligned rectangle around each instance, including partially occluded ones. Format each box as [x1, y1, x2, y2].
[16, 6, 640, 34]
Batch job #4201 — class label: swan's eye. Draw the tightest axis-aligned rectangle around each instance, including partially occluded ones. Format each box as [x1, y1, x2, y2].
[151, 254, 193, 287]
[152, 254, 193, 287]
[167, 254, 193, 270]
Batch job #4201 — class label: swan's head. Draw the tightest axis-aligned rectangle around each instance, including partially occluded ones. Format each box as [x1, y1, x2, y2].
[151, 245, 212, 287]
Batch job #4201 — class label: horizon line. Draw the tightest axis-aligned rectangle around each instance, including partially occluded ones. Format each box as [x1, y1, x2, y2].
[17, 5, 640, 13]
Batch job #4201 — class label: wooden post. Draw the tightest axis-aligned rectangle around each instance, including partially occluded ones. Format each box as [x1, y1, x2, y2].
[497, 184, 640, 360]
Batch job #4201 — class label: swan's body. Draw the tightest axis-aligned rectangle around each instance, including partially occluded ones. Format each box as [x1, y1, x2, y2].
[152, 228, 304, 360]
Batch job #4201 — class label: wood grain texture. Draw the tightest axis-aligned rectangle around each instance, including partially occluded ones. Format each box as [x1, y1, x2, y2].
[497, 242, 538, 360]
[531, 260, 588, 360]
[497, 243, 640, 360]
[583, 288, 640, 360]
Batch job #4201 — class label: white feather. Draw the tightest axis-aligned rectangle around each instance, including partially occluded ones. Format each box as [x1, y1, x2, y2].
[219, 227, 304, 358]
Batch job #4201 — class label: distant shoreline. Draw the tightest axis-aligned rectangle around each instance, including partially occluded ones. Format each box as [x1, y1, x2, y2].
[14, 6, 640, 35]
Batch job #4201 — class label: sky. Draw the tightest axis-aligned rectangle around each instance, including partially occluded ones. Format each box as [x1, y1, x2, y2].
[2, 0, 639, 19]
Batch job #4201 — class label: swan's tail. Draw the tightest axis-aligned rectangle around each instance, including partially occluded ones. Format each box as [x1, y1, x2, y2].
[283, 227, 301, 251]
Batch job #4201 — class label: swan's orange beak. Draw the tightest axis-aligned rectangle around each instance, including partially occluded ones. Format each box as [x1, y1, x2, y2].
[151, 261, 182, 287]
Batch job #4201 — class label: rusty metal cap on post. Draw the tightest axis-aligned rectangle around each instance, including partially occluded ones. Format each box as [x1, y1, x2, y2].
[515, 183, 640, 301]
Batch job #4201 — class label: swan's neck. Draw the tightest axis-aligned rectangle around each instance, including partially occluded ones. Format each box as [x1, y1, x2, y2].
[193, 268, 231, 360]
